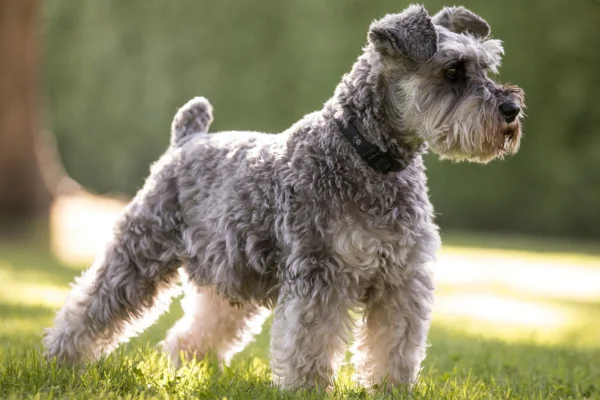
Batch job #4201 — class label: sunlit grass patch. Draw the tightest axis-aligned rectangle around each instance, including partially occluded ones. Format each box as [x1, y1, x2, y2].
[436, 293, 573, 327]
[50, 194, 126, 266]
[0, 278, 68, 310]
[435, 246, 600, 303]
[432, 243, 600, 348]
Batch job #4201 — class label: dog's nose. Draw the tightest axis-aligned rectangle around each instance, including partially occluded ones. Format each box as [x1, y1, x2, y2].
[499, 102, 521, 123]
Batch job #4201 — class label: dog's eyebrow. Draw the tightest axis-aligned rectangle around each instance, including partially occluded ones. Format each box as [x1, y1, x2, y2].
[435, 39, 503, 73]
[430, 50, 467, 68]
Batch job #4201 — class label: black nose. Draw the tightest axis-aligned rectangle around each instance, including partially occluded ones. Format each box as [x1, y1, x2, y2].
[499, 102, 521, 123]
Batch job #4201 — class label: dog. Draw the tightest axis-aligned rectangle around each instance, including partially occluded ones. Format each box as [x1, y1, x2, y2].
[44, 4, 524, 390]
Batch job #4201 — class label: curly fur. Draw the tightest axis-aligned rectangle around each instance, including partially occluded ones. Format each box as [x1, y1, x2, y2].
[44, 4, 525, 391]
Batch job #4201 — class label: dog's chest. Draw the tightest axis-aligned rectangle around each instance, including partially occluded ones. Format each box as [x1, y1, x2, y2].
[332, 223, 408, 275]
[330, 203, 439, 282]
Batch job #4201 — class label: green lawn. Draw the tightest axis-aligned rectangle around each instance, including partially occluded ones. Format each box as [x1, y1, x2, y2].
[1, 233, 599, 399]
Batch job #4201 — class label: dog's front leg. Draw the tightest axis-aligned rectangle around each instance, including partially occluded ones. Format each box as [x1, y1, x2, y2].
[269, 257, 356, 390]
[352, 265, 434, 390]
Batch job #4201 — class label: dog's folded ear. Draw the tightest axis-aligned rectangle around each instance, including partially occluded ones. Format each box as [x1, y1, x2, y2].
[432, 6, 490, 38]
[368, 5, 438, 61]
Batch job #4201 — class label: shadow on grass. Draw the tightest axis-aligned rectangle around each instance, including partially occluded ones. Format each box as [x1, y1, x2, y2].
[442, 230, 600, 257]
[0, 303, 56, 349]
[0, 241, 84, 287]
[0, 303, 51, 320]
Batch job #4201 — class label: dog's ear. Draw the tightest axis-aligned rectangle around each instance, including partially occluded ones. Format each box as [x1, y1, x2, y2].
[432, 6, 490, 38]
[368, 5, 438, 61]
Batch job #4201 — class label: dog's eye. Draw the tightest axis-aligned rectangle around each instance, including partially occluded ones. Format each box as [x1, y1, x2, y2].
[445, 68, 459, 80]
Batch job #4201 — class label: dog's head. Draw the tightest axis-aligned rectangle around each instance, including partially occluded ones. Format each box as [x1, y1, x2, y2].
[368, 5, 525, 163]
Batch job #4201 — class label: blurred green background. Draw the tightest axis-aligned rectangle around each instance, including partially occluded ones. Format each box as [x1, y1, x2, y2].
[1, 2, 600, 398]
[42, 0, 599, 238]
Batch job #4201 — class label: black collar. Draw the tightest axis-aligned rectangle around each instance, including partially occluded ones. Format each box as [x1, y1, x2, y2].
[334, 119, 404, 174]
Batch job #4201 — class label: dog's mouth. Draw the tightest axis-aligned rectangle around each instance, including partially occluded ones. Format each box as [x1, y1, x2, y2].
[466, 121, 522, 162]
[499, 120, 522, 155]
[502, 123, 519, 146]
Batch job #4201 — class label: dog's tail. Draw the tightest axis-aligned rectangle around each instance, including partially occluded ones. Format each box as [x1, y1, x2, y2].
[171, 96, 213, 147]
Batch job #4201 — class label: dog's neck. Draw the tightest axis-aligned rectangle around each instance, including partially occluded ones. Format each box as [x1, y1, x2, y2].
[323, 48, 426, 173]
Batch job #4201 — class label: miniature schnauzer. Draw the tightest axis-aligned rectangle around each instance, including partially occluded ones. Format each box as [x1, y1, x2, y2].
[44, 4, 524, 390]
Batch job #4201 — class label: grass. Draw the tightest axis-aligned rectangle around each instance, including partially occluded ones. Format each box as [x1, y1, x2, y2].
[1, 233, 600, 399]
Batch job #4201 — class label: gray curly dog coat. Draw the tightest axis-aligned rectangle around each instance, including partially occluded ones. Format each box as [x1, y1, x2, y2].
[44, 4, 524, 390]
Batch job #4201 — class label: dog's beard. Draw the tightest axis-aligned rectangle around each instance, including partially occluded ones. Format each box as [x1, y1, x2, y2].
[406, 89, 522, 163]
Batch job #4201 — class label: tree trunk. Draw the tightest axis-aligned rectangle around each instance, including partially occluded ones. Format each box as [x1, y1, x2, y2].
[0, 0, 52, 223]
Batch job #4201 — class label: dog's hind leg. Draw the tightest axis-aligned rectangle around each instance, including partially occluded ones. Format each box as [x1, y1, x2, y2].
[163, 282, 270, 367]
[43, 158, 184, 363]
